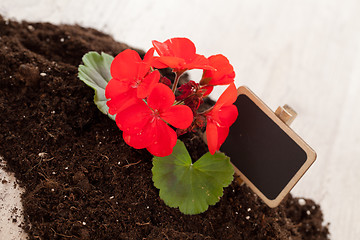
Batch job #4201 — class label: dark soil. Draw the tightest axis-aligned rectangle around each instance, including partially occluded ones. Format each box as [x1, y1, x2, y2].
[0, 15, 329, 240]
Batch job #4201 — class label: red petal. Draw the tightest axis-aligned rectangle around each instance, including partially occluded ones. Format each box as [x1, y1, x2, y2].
[218, 105, 238, 126]
[216, 126, 230, 150]
[143, 47, 155, 63]
[184, 54, 213, 70]
[153, 38, 196, 61]
[146, 120, 177, 157]
[206, 108, 219, 124]
[110, 49, 142, 80]
[150, 56, 169, 69]
[203, 54, 235, 85]
[156, 56, 185, 69]
[166, 38, 196, 61]
[105, 78, 130, 99]
[206, 121, 218, 155]
[106, 89, 139, 115]
[161, 105, 193, 129]
[137, 70, 160, 99]
[122, 120, 156, 149]
[200, 85, 214, 97]
[147, 83, 175, 110]
[152, 38, 214, 71]
[137, 62, 151, 80]
[123, 132, 149, 149]
[152, 40, 171, 56]
[214, 83, 238, 111]
[115, 101, 152, 133]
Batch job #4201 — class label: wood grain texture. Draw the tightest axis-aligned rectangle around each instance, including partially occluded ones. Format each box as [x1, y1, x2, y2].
[1, 0, 360, 239]
[0, 158, 27, 240]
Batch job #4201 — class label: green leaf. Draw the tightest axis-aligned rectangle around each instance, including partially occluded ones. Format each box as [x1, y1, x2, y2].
[152, 140, 234, 215]
[78, 52, 115, 120]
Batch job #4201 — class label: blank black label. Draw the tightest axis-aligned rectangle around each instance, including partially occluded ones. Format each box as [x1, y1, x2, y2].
[221, 94, 307, 200]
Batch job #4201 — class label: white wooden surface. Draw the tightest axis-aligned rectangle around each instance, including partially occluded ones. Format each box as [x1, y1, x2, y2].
[0, 158, 26, 240]
[1, 1, 360, 239]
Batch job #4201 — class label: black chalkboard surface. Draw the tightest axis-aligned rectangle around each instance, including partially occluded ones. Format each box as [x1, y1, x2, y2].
[221, 86, 316, 207]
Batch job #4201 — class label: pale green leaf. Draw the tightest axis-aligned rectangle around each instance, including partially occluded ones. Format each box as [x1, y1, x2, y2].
[152, 140, 234, 215]
[78, 52, 115, 120]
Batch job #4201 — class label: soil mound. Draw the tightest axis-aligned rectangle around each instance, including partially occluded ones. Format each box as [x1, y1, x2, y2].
[0, 15, 329, 239]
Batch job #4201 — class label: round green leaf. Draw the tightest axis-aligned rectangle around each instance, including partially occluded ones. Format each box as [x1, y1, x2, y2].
[152, 140, 234, 215]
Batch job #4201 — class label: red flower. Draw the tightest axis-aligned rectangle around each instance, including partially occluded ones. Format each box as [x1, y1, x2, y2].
[105, 49, 159, 115]
[152, 38, 213, 72]
[206, 83, 238, 155]
[200, 54, 235, 86]
[116, 83, 193, 157]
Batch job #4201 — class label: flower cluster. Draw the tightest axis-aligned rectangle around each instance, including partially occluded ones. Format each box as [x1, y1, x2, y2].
[105, 38, 238, 156]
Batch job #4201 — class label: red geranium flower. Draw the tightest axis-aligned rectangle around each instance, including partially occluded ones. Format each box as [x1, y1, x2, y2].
[152, 38, 213, 72]
[206, 83, 238, 155]
[201, 54, 235, 86]
[105, 48, 159, 115]
[116, 83, 193, 157]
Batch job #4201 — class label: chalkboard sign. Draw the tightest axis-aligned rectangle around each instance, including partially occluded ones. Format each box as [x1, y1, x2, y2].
[220, 86, 316, 208]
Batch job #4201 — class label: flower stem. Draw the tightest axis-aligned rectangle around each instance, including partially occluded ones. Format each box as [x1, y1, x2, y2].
[172, 71, 184, 93]
[197, 106, 213, 115]
[173, 100, 185, 105]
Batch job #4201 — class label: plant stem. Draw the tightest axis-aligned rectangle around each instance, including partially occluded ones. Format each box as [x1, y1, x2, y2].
[197, 106, 213, 115]
[172, 71, 184, 93]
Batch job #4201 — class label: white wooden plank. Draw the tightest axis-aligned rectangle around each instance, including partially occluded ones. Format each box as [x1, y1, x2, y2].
[0, 158, 27, 240]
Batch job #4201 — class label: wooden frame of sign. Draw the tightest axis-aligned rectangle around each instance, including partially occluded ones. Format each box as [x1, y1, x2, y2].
[220, 86, 317, 208]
